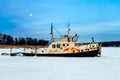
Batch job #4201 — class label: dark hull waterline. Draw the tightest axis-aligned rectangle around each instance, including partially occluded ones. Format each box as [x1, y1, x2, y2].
[22, 49, 100, 57]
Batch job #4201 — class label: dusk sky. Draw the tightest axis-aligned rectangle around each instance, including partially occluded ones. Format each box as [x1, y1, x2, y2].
[0, 0, 120, 42]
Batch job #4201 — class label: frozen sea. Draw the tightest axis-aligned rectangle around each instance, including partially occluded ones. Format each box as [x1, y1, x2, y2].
[0, 47, 120, 80]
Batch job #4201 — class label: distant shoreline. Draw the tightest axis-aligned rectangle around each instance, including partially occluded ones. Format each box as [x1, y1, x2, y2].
[0, 45, 43, 48]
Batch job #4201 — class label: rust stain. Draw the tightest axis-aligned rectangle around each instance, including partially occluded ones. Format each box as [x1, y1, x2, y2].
[63, 47, 80, 52]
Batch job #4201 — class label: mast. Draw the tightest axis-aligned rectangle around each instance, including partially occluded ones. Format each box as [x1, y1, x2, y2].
[50, 23, 54, 42]
[68, 23, 70, 37]
[67, 23, 71, 42]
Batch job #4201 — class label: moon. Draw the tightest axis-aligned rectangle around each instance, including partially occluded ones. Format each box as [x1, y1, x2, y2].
[29, 13, 32, 17]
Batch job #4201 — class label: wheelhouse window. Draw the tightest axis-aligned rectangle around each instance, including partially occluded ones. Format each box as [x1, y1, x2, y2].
[57, 44, 60, 48]
[75, 43, 80, 46]
[52, 44, 56, 48]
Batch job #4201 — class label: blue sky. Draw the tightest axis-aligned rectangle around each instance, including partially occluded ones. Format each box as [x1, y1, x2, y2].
[0, 0, 120, 42]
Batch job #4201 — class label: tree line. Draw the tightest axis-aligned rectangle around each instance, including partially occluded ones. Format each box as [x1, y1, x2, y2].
[0, 33, 48, 46]
[101, 41, 120, 47]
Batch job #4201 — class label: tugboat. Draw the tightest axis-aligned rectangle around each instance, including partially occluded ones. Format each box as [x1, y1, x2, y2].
[22, 23, 101, 57]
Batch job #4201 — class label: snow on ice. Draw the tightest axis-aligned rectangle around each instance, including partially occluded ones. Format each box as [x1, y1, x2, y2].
[0, 47, 120, 80]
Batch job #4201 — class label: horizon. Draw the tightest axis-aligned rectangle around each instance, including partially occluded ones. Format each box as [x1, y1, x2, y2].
[1, 0, 120, 42]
